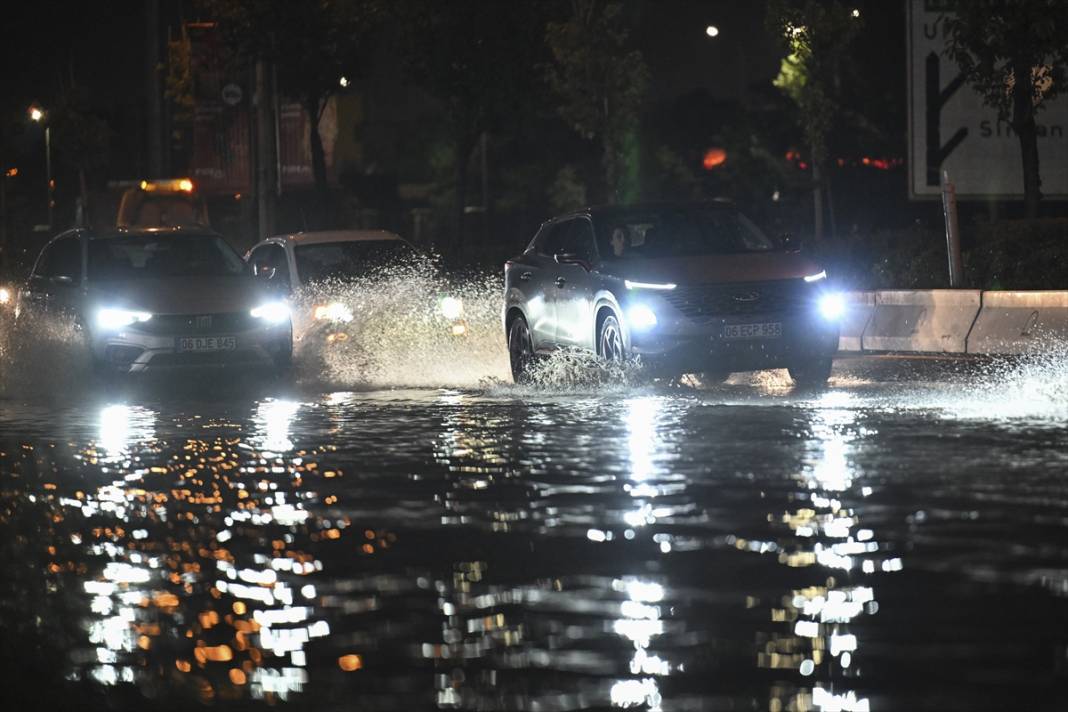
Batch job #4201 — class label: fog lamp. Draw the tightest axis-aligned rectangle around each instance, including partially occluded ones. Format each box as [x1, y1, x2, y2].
[628, 304, 658, 330]
[818, 293, 845, 320]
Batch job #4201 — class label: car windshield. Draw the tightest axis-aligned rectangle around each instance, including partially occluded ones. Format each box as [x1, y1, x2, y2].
[88, 235, 247, 280]
[123, 196, 205, 228]
[295, 240, 422, 283]
[596, 206, 779, 259]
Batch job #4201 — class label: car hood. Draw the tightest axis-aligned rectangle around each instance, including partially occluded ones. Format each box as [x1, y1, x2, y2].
[87, 276, 272, 315]
[604, 251, 823, 285]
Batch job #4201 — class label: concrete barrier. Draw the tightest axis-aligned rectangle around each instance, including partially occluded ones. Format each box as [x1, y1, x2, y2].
[862, 289, 981, 353]
[838, 291, 874, 352]
[967, 291, 1068, 354]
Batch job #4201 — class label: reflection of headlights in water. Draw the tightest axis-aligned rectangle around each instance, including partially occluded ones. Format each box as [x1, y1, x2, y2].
[439, 296, 463, 320]
[313, 302, 353, 323]
[250, 301, 291, 324]
[97, 308, 152, 330]
[99, 404, 156, 458]
[818, 293, 845, 320]
[254, 399, 300, 453]
[627, 304, 657, 330]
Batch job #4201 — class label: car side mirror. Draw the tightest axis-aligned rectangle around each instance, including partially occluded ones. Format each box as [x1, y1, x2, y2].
[254, 262, 276, 280]
[780, 233, 800, 252]
[554, 252, 591, 271]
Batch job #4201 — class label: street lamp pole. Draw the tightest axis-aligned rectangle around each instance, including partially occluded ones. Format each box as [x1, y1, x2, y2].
[29, 105, 52, 229]
[44, 124, 52, 229]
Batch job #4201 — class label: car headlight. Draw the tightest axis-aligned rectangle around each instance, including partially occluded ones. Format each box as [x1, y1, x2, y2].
[313, 302, 353, 323]
[627, 304, 658, 330]
[97, 308, 152, 330]
[625, 280, 677, 290]
[440, 296, 463, 320]
[250, 301, 291, 325]
[818, 293, 845, 320]
[0, 287, 11, 306]
[803, 270, 828, 283]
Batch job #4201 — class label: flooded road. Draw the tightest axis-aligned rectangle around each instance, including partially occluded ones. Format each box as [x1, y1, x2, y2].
[0, 357, 1066, 711]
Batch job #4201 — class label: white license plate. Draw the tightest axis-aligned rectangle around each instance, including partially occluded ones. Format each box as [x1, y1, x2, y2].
[722, 322, 782, 340]
[177, 336, 237, 352]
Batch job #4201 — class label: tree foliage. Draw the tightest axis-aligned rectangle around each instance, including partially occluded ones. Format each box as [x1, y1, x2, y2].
[768, 0, 860, 168]
[202, 0, 380, 194]
[390, 0, 550, 247]
[943, 0, 1068, 217]
[545, 0, 649, 204]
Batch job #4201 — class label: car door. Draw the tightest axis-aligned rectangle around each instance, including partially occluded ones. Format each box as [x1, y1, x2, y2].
[510, 224, 564, 351]
[24, 234, 85, 320]
[546, 218, 599, 350]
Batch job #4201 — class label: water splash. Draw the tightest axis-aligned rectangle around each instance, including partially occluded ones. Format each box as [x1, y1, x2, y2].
[519, 347, 646, 391]
[291, 265, 511, 389]
[0, 310, 93, 400]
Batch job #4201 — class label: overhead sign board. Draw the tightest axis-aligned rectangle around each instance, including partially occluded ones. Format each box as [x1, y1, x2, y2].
[907, 0, 1068, 199]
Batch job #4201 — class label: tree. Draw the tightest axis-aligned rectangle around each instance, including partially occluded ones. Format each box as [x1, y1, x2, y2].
[203, 0, 379, 198]
[944, 1, 1068, 218]
[545, 0, 649, 205]
[391, 0, 550, 252]
[51, 78, 111, 228]
[768, 0, 860, 242]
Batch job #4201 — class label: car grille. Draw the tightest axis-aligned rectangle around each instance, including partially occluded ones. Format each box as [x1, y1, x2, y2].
[147, 350, 262, 367]
[132, 312, 258, 335]
[661, 279, 812, 320]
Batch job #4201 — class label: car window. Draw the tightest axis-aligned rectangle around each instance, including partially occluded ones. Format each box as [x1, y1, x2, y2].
[119, 193, 207, 228]
[87, 235, 246, 280]
[250, 244, 290, 287]
[294, 240, 423, 283]
[596, 207, 778, 259]
[35, 237, 82, 284]
[541, 219, 596, 262]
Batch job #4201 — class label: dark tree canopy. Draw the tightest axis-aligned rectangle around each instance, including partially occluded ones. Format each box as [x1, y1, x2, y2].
[202, 0, 380, 194]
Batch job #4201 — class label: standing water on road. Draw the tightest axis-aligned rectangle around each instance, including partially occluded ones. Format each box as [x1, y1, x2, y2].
[1, 286, 1068, 710]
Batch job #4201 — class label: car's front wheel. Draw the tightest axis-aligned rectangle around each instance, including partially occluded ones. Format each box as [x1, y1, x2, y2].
[788, 356, 833, 388]
[508, 316, 537, 384]
[598, 314, 624, 363]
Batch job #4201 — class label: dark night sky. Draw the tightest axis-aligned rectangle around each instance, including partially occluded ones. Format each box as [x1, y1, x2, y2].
[0, 1, 907, 185]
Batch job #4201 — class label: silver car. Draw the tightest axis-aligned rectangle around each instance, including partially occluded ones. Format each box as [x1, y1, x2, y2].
[245, 230, 466, 348]
[17, 227, 292, 374]
[503, 202, 844, 385]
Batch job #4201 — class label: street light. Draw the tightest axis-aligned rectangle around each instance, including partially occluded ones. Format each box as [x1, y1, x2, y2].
[28, 103, 52, 229]
[705, 25, 719, 37]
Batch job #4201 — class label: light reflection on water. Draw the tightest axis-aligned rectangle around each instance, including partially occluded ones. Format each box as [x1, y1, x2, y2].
[1, 380, 1067, 710]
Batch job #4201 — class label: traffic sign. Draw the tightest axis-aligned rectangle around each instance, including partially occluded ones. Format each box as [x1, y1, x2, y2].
[907, 0, 1068, 199]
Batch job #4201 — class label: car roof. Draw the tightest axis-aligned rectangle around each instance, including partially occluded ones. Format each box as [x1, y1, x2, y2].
[542, 199, 733, 224]
[87, 226, 222, 240]
[269, 229, 406, 246]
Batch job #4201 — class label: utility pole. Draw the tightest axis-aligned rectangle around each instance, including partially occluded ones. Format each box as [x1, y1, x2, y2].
[254, 59, 277, 240]
[941, 169, 963, 287]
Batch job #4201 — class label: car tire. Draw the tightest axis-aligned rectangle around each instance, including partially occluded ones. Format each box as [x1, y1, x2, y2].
[598, 314, 624, 363]
[788, 357, 833, 388]
[508, 316, 537, 384]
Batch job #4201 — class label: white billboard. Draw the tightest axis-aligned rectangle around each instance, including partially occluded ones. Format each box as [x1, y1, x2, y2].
[907, 0, 1068, 199]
